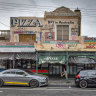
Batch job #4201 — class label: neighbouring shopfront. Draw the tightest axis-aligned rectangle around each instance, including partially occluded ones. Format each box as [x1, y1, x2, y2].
[37, 52, 66, 76]
[0, 53, 36, 70]
[0, 43, 36, 72]
[68, 56, 96, 77]
[36, 52, 96, 77]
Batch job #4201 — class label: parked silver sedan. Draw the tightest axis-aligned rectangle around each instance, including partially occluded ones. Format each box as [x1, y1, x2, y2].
[0, 69, 48, 88]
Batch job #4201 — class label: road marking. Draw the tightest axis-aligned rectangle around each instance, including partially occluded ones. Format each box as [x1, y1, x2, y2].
[0, 91, 3, 93]
[1, 87, 96, 92]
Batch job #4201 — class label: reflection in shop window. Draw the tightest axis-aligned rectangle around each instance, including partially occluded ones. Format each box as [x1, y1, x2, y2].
[0, 60, 6, 69]
[16, 59, 36, 69]
[39, 63, 48, 70]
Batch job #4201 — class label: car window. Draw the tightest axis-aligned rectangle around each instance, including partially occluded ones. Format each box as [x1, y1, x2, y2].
[88, 71, 96, 76]
[3, 71, 10, 74]
[16, 71, 26, 75]
[25, 70, 35, 75]
[79, 71, 88, 76]
[10, 71, 16, 74]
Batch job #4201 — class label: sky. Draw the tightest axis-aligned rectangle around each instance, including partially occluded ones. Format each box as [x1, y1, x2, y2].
[0, 0, 96, 37]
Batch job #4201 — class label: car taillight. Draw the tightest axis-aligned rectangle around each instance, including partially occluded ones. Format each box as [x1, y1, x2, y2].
[76, 75, 80, 79]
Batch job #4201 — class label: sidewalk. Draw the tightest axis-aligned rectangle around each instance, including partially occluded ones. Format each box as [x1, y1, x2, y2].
[48, 77, 75, 87]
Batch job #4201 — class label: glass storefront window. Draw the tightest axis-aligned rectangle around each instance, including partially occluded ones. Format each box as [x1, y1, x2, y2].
[15, 59, 36, 69]
[0, 60, 6, 69]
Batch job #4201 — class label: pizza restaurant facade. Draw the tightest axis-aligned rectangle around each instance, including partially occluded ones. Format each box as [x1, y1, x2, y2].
[1, 6, 96, 78]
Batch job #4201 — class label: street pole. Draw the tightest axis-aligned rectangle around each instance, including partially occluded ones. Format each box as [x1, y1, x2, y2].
[66, 52, 69, 82]
[13, 53, 15, 69]
[36, 52, 38, 73]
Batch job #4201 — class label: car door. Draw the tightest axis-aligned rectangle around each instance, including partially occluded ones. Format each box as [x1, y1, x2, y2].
[14, 70, 30, 85]
[2, 70, 16, 85]
[87, 71, 96, 84]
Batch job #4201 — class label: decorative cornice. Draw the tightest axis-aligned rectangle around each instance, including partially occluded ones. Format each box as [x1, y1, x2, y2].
[44, 6, 81, 18]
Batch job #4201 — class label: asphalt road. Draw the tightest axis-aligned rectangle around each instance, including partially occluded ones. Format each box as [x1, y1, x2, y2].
[0, 85, 96, 96]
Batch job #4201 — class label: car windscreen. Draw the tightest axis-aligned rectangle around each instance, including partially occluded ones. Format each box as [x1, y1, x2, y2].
[25, 70, 35, 75]
[79, 71, 88, 76]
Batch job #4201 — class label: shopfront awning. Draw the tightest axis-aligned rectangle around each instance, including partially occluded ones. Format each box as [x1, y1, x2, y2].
[69, 57, 96, 64]
[0, 47, 35, 52]
[16, 53, 36, 60]
[0, 53, 36, 60]
[39, 55, 65, 64]
[0, 53, 14, 60]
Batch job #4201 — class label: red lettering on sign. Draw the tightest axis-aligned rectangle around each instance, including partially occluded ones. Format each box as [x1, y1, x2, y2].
[56, 44, 66, 48]
[86, 45, 95, 49]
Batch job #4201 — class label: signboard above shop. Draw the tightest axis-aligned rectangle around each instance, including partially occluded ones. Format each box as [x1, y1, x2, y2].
[0, 47, 35, 52]
[11, 17, 43, 27]
[39, 56, 65, 64]
[0, 42, 35, 52]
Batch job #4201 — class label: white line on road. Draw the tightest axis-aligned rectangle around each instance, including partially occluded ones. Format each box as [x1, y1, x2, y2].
[1, 87, 96, 92]
[21, 88, 96, 92]
[0, 91, 3, 93]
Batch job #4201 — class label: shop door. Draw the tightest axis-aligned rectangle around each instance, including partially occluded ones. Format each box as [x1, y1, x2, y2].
[49, 64, 62, 76]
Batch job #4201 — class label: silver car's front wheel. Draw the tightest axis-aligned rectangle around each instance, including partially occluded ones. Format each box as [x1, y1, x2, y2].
[29, 79, 39, 88]
[0, 79, 3, 87]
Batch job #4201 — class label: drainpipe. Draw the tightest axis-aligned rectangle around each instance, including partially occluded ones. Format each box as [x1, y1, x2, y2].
[36, 52, 38, 73]
[66, 52, 69, 82]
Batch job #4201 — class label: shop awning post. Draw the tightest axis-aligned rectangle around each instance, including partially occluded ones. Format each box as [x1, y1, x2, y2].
[13, 53, 15, 69]
[36, 52, 38, 73]
[66, 52, 69, 82]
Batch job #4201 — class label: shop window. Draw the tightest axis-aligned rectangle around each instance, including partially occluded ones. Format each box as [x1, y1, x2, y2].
[57, 25, 69, 40]
[15, 59, 36, 69]
[0, 60, 6, 69]
[38, 63, 48, 70]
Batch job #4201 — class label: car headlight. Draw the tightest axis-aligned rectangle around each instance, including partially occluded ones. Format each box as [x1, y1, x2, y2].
[39, 78, 46, 82]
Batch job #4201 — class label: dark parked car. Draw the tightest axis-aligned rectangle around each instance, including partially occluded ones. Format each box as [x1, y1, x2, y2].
[75, 70, 96, 88]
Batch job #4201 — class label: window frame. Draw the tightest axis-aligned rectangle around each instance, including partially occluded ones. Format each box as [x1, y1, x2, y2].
[55, 24, 70, 41]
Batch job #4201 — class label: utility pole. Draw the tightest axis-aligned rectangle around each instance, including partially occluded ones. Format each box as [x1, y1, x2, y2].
[36, 51, 38, 73]
[13, 53, 15, 69]
[66, 52, 69, 82]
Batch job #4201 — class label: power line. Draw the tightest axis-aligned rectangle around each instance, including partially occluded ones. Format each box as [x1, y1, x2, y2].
[0, 21, 9, 27]
[0, 1, 58, 8]
[0, 2, 96, 15]
[0, 1, 96, 11]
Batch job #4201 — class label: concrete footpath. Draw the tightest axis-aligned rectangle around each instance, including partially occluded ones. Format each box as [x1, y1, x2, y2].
[48, 78, 75, 87]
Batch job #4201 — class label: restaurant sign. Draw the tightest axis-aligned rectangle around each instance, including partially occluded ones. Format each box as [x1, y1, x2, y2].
[11, 17, 43, 27]
[39, 56, 65, 64]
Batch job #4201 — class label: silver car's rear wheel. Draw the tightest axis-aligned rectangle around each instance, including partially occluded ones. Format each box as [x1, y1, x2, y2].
[79, 80, 88, 88]
[0, 79, 3, 87]
[29, 79, 39, 88]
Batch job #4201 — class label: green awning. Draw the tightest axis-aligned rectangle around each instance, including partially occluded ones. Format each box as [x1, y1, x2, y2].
[39, 55, 65, 64]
